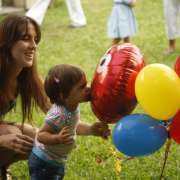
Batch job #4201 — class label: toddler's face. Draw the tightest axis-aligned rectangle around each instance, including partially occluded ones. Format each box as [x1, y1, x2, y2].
[65, 74, 91, 106]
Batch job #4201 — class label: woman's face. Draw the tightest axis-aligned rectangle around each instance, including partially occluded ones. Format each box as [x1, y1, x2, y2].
[11, 22, 38, 70]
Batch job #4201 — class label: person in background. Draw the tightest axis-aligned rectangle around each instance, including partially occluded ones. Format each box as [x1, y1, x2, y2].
[28, 64, 110, 179]
[163, 0, 180, 55]
[26, 0, 51, 25]
[66, 0, 87, 28]
[107, 0, 137, 45]
[26, 0, 87, 28]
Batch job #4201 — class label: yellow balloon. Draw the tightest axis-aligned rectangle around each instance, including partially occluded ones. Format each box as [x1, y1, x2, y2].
[135, 63, 180, 120]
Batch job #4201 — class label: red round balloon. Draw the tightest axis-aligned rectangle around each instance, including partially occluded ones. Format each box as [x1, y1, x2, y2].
[169, 110, 180, 144]
[175, 56, 180, 77]
[91, 43, 145, 123]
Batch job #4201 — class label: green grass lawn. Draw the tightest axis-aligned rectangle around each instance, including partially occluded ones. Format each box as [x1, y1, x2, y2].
[2, 0, 180, 179]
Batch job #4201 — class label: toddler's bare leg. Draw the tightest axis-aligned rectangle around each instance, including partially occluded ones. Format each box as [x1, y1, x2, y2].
[124, 37, 130, 43]
[163, 39, 176, 55]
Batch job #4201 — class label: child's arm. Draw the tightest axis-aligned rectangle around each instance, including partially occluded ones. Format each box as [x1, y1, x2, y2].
[76, 121, 110, 139]
[38, 124, 74, 145]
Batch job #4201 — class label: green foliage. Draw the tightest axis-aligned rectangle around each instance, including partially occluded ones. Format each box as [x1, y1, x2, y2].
[3, 0, 180, 179]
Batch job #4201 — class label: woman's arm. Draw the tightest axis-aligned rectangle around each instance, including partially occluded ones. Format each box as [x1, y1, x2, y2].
[38, 96, 52, 114]
[36, 77, 52, 114]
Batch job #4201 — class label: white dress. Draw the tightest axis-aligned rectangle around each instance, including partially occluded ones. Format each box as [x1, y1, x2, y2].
[164, 0, 180, 39]
[107, 0, 137, 39]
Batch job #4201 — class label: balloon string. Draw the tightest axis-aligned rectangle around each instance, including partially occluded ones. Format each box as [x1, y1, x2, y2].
[123, 157, 135, 162]
[160, 138, 172, 179]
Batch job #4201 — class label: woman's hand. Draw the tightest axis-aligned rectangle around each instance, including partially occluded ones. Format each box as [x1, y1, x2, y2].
[0, 133, 34, 155]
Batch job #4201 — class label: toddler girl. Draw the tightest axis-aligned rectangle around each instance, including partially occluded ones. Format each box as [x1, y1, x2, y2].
[107, 0, 137, 45]
[28, 64, 110, 180]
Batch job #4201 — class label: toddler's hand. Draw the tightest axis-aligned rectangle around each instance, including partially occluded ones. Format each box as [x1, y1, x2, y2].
[56, 126, 74, 145]
[91, 122, 111, 139]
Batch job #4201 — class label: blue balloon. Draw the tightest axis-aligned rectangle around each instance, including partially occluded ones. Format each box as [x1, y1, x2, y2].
[112, 114, 168, 157]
